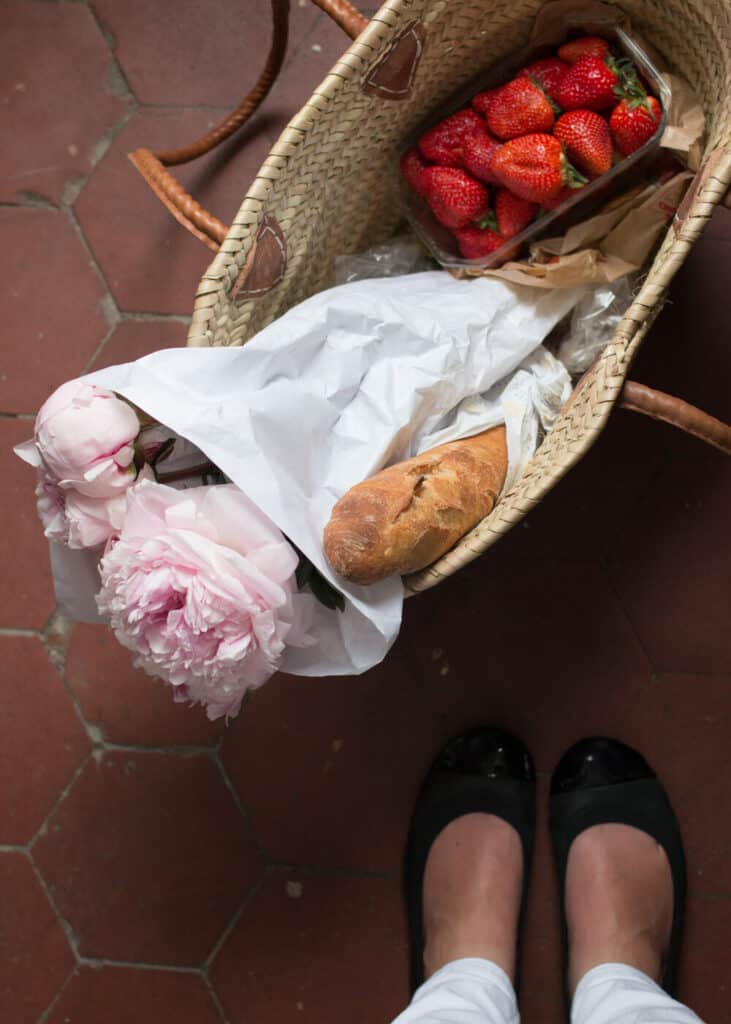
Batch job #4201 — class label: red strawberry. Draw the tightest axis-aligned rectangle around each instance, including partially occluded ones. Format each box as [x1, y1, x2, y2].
[455, 223, 506, 259]
[486, 77, 556, 140]
[491, 133, 586, 204]
[494, 188, 538, 238]
[422, 166, 490, 229]
[400, 148, 430, 195]
[553, 109, 613, 176]
[554, 55, 624, 111]
[609, 95, 662, 155]
[558, 35, 611, 65]
[517, 57, 569, 99]
[418, 109, 484, 167]
[472, 88, 499, 118]
[462, 129, 502, 184]
[541, 184, 588, 211]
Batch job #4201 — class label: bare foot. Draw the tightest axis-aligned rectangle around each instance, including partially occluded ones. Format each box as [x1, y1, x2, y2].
[566, 823, 673, 993]
[422, 813, 523, 980]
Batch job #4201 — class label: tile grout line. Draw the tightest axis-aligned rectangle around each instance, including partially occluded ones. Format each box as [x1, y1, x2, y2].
[203, 972, 232, 1024]
[202, 874, 266, 973]
[28, 751, 92, 855]
[213, 751, 268, 860]
[35, 964, 78, 1024]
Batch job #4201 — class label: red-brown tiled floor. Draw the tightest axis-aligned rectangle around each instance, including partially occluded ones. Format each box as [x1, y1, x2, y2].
[2, 3, 730, 1023]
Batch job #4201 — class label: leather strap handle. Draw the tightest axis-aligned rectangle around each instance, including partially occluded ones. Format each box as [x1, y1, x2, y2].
[128, 0, 367, 252]
[620, 380, 731, 454]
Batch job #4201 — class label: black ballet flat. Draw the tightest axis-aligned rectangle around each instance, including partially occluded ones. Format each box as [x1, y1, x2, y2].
[550, 737, 686, 1015]
[404, 727, 536, 994]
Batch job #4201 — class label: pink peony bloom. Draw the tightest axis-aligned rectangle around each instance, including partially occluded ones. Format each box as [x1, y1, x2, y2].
[35, 469, 127, 548]
[96, 481, 315, 719]
[32, 379, 140, 497]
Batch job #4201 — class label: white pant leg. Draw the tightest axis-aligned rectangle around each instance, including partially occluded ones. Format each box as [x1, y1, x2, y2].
[390, 958, 519, 1024]
[572, 964, 705, 1024]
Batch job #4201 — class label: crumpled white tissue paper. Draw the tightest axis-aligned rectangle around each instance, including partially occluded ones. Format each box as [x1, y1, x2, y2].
[57, 271, 585, 677]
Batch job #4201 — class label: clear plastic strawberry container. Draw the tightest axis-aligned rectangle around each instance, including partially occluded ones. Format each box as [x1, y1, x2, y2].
[399, 14, 671, 271]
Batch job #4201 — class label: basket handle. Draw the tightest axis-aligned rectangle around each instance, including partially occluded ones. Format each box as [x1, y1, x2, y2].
[619, 380, 731, 453]
[128, 0, 368, 252]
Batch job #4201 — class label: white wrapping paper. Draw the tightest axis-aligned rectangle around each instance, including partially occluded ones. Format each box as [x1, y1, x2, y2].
[60, 272, 583, 676]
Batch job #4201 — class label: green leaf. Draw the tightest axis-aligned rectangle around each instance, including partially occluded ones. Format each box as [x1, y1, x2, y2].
[475, 210, 499, 232]
[308, 571, 346, 612]
[294, 550, 346, 613]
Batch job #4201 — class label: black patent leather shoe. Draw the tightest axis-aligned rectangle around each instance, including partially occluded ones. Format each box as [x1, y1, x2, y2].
[550, 737, 686, 1012]
[405, 727, 535, 993]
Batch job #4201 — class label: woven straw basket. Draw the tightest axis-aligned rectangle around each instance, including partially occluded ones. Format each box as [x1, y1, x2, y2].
[131, 0, 731, 594]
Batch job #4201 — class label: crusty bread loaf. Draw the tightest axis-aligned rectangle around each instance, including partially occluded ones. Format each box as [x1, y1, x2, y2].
[323, 425, 507, 584]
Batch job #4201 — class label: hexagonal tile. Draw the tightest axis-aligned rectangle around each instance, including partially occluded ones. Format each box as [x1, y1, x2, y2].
[0, 852, 74, 1023]
[0, 636, 88, 845]
[0, 420, 56, 630]
[74, 108, 277, 315]
[620, 672, 731, 896]
[212, 873, 408, 1024]
[0, 207, 109, 412]
[88, 318, 187, 371]
[679, 897, 731, 1021]
[400, 559, 652, 773]
[65, 623, 224, 748]
[92, 0, 319, 107]
[221, 660, 440, 873]
[609, 454, 730, 674]
[46, 966, 222, 1024]
[33, 751, 262, 964]
[2, 2, 127, 205]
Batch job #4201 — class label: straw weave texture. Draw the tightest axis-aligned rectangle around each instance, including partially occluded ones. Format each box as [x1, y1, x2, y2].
[187, 0, 731, 591]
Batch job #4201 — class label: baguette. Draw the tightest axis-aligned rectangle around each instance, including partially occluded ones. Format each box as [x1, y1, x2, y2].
[323, 425, 507, 584]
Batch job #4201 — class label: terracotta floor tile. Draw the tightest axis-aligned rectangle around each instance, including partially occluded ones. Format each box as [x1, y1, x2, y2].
[678, 897, 731, 1021]
[0, 636, 88, 845]
[609, 454, 731, 674]
[47, 965, 222, 1024]
[0, 208, 109, 413]
[0, 420, 56, 630]
[2, 2, 126, 205]
[518, 777, 564, 1024]
[74, 108, 276, 316]
[221, 661, 441, 872]
[88, 318, 187, 370]
[65, 623, 224, 748]
[33, 751, 262, 964]
[92, 0, 318, 108]
[213, 873, 408, 1024]
[619, 673, 731, 896]
[401, 560, 652, 773]
[0, 852, 74, 1024]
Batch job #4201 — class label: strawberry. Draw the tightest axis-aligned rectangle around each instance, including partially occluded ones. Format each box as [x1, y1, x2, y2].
[418, 109, 484, 167]
[422, 166, 490, 229]
[491, 133, 586, 204]
[455, 223, 505, 259]
[486, 77, 556, 140]
[554, 54, 627, 111]
[462, 129, 502, 184]
[472, 88, 499, 118]
[553, 109, 613, 176]
[494, 188, 538, 238]
[541, 184, 588, 211]
[558, 35, 611, 65]
[609, 94, 662, 155]
[517, 57, 569, 99]
[400, 148, 430, 195]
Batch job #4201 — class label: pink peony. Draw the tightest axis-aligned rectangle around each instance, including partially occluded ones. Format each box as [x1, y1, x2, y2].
[35, 469, 127, 548]
[96, 480, 315, 719]
[32, 379, 140, 497]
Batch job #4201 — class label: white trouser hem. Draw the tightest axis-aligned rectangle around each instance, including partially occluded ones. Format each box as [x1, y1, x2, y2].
[572, 963, 705, 1024]
[390, 958, 519, 1024]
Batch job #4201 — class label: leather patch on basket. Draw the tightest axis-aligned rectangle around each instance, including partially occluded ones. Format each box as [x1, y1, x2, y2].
[362, 21, 424, 100]
[230, 216, 287, 301]
[675, 148, 723, 225]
